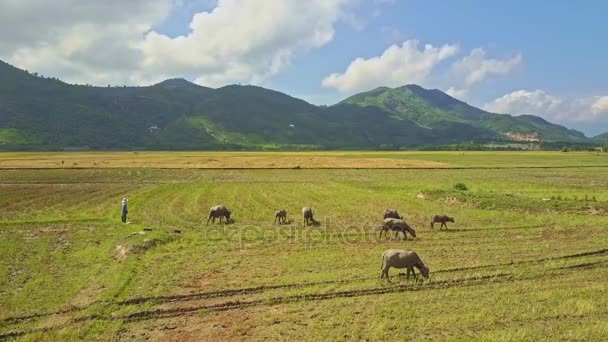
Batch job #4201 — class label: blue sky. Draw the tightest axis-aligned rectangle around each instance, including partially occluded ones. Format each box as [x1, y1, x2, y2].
[1, 0, 607, 134]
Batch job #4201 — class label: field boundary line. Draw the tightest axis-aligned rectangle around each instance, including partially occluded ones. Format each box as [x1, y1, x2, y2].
[2, 165, 608, 171]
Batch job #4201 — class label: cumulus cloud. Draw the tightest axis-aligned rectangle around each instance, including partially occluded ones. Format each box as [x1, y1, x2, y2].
[142, 0, 352, 87]
[321, 40, 459, 93]
[452, 48, 521, 88]
[443, 48, 521, 100]
[591, 96, 608, 114]
[483, 90, 562, 115]
[484, 89, 608, 123]
[445, 87, 469, 100]
[0, 0, 355, 86]
[0, 0, 172, 85]
[321, 40, 523, 98]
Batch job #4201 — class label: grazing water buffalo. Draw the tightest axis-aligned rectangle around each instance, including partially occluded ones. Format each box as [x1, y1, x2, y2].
[431, 215, 454, 230]
[383, 208, 403, 220]
[207, 205, 232, 224]
[274, 209, 287, 224]
[379, 218, 416, 240]
[380, 249, 429, 282]
[302, 207, 315, 226]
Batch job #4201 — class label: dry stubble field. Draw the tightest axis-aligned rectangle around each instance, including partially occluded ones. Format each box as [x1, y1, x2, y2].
[1, 151, 608, 341]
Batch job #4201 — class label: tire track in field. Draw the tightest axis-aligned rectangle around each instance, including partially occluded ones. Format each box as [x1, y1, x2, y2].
[0, 274, 511, 339]
[3, 259, 608, 339]
[434, 248, 608, 274]
[114, 247, 608, 307]
[2, 247, 606, 327]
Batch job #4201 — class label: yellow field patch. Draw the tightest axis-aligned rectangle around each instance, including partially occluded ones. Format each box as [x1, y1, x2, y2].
[0, 152, 449, 169]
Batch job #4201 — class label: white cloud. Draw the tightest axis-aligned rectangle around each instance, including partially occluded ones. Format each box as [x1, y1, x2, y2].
[444, 48, 521, 100]
[483, 90, 562, 115]
[142, 0, 353, 87]
[591, 96, 608, 114]
[0, 0, 355, 86]
[484, 89, 608, 123]
[322, 40, 522, 98]
[321, 40, 459, 93]
[445, 87, 469, 100]
[452, 48, 521, 88]
[0, 0, 172, 85]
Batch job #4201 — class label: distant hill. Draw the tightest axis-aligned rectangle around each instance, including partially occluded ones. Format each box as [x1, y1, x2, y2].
[341, 84, 587, 143]
[0, 60, 591, 150]
[593, 132, 608, 143]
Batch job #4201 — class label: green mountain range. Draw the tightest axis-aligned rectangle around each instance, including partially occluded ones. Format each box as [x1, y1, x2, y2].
[0, 60, 600, 150]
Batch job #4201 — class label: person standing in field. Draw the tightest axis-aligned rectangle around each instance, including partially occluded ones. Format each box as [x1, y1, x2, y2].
[121, 198, 128, 223]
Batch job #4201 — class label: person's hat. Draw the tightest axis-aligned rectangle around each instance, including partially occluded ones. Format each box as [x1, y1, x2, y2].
[122, 197, 127, 202]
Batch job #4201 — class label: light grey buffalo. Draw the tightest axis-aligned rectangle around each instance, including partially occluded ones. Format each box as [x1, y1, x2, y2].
[302, 207, 315, 226]
[380, 249, 429, 282]
[207, 205, 232, 224]
[383, 208, 403, 220]
[274, 209, 287, 224]
[379, 218, 416, 240]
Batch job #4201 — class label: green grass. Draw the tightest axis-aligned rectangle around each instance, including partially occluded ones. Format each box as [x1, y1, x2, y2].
[1, 152, 608, 340]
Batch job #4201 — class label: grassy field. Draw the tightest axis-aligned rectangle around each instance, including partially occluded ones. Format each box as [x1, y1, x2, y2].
[1, 152, 608, 341]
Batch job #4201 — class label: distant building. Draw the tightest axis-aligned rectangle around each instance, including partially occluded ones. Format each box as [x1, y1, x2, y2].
[147, 125, 160, 134]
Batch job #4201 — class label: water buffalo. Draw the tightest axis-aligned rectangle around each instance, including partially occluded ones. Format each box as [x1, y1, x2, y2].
[302, 207, 315, 226]
[379, 218, 416, 240]
[207, 205, 232, 224]
[380, 249, 429, 282]
[431, 215, 454, 230]
[274, 209, 287, 224]
[383, 208, 403, 220]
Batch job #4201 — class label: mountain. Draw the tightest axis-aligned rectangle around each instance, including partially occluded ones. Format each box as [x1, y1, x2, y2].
[0, 60, 591, 150]
[341, 84, 587, 143]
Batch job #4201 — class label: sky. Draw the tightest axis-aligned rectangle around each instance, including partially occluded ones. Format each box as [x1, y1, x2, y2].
[0, 0, 607, 135]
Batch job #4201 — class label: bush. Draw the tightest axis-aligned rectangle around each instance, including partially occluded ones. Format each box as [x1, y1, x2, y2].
[453, 183, 468, 191]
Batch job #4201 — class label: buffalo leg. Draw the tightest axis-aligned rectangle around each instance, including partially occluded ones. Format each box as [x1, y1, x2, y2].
[381, 266, 391, 283]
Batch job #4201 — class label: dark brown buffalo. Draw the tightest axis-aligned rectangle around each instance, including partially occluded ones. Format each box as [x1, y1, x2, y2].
[302, 207, 315, 226]
[207, 205, 232, 224]
[431, 215, 454, 230]
[274, 209, 287, 224]
[379, 218, 416, 240]
[383, 208, 403, 220]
